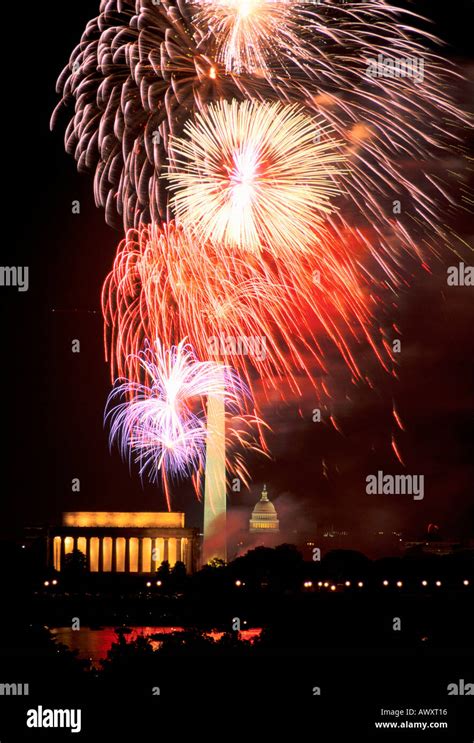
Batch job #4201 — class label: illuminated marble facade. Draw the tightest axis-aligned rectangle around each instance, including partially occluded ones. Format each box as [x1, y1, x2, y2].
[249, 485, 280, 532]
[49, 512, 198, 574]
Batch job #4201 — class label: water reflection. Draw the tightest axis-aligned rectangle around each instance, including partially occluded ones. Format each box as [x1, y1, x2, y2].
[51, 626, 262, 665]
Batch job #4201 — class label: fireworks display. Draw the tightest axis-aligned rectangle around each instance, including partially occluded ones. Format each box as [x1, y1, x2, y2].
[52, 0, 468, 244]
[193, 0, 311, 75]
[51, 0, 273, 228]
[102, 220, 394, 407]
[52, 0, 469, 512]
[166, 99, 344, 256]
[106, 339, 266, 506]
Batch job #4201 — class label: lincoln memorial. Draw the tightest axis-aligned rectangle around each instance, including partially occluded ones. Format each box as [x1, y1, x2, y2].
[48, 512, 199, 574]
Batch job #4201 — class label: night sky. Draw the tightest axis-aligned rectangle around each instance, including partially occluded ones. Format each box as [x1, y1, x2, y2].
[1, 0, 473, 547]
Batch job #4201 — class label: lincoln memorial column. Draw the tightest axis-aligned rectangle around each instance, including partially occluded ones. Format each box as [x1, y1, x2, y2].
[151, 538, 158, 572]
[163, 538, 169, 563]
[175, 538, 182, 564]
[85, 536, 91, 572]
[60, 537, 66, 572]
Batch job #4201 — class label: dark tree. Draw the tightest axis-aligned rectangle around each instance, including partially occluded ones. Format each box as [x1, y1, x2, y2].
[157, 560, 170, 579]
[320, 549, 371, 580]
[171, 560, 187, 580]
[63, 548, 87, 575]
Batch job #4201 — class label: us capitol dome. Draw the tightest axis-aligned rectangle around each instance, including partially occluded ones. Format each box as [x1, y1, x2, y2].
[249, 485, 280, 533]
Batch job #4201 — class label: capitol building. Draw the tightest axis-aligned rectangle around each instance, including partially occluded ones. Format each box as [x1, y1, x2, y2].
[249, 485, 280, 533]
[228, 484, 281, 558]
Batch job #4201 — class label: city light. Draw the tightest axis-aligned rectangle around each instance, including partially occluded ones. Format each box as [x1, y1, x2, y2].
[52, 579, 58, 586]
[323, 582, 329, 588]
[396, 581, 403, 588]
[44, 581, 49, 587]
[422, 580, 428, 586]
[235, 580, 242, 587]
[357, 581, 363, 588]
[345, 581, 351, 587]
[146, 581, 151, 587]
[383, 580, 389, 586]
[435, 581, 442, 587]
[156, 581, 162, 587]
[317, 582, 323, 587]
[330, 585, 336, 592]
[463, 580, 469, 586]
[304, 581, 313, 588]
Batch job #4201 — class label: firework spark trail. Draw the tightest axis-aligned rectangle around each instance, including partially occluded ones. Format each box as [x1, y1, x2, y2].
[51, 0, 469, 270]
[102, 220, 397, 415]
[52, 0, 471, 504]
[392, 403, 405, 432]
[193, 0, 316, 75]
[166, 99, 345, 257]
[391, 434, 405, 466]
[51, 0, 275, 227]
[105, 338, 267, 506]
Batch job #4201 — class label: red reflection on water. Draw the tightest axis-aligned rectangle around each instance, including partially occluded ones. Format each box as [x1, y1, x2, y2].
[207, 628, 262, 642]
[51, 626, 262, 666]
[51, 626, 184, 666]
